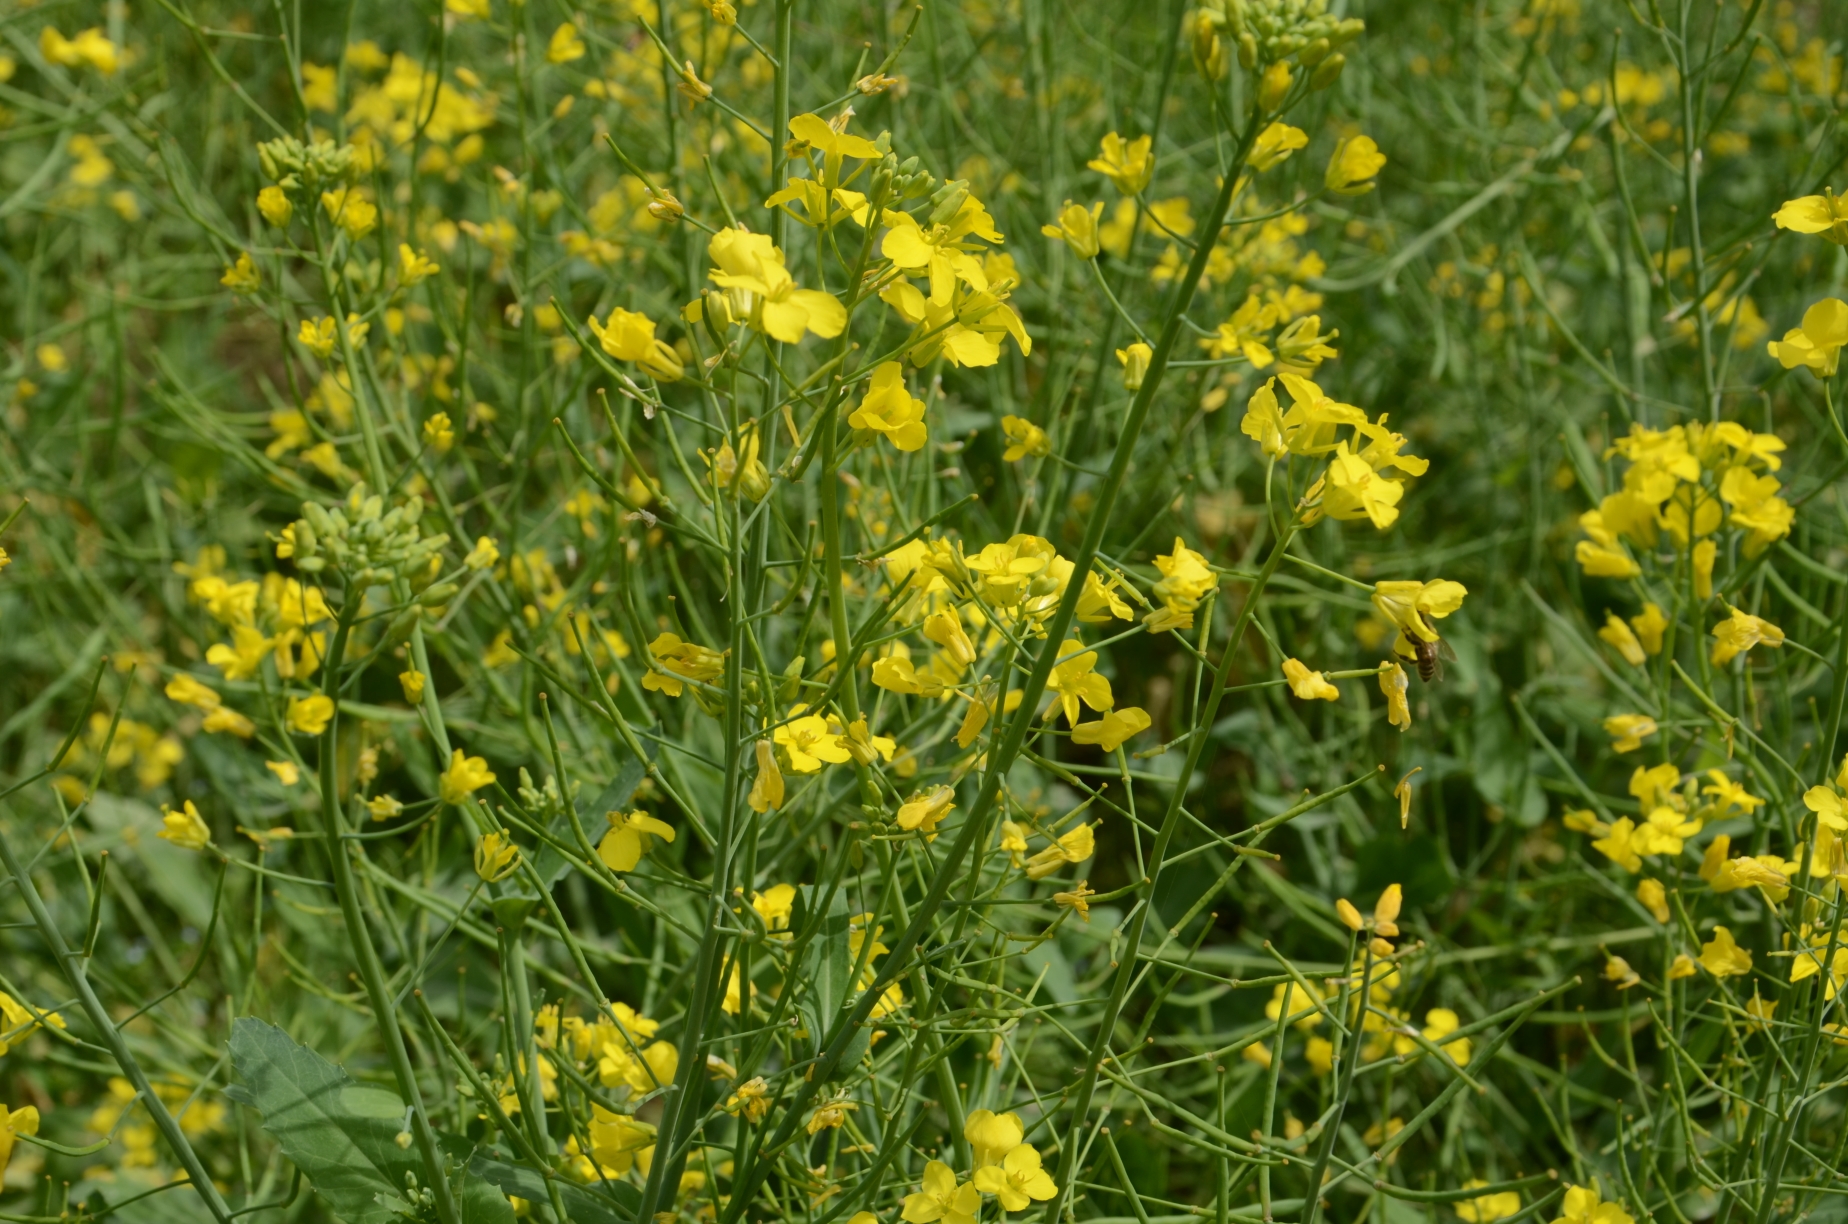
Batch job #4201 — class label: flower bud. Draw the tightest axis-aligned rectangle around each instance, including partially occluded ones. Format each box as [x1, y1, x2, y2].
[1259, 60, 1293, 111]
[1040, 200, 1104, 260]
[1298, 37, 1330, 67]
[1236, 31, 1257, 70]
[1117, 341, 1152, 390]
[1309, 52, 1345, 91]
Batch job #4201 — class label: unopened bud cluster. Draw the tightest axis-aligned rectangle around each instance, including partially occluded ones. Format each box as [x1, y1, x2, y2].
[288, 485, 450, 589]
[256, 136, 357, 188]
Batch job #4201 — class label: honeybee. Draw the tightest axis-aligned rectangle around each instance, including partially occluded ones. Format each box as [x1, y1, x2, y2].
[1408, 613, 1452, 683]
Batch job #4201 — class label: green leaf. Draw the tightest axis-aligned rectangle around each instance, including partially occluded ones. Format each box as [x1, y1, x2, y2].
[226, 1018, 513, 1224]
[470, 1153, 637, 1224]
[797, 888, 867, 1068]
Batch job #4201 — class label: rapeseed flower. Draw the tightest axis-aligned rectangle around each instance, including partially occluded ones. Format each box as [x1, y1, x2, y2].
[1325, 135, 1386, 194]
[1041, 201, 1104, 259]
[848, 363, 928, 451]
[1071, 706, 1152, 752]
[1765, 298, 1848, 375]
[1282, 658, 1338, 700]
[598, 810, 676, 872]
[42, 28, 119, 73]
[1087, 132, 1153, 194]
[1455, 1182, 1522, 1222]
[1773, 189, 1848, 244]
[1025, 822, 1094, 880]
[902, 1161, 980, 1224]
[708, 227, 846, 343]
[158, 800, 211, 851]
[1001, 415, 1050, 461]
[474, 831, 521, 882]
[1251, 121, 1308, 171]
[1710, 606, 1784, 665]
[1043, 641, 1113, 724]
[1699, 926, 1752, 977]
[972, 1145, 1059, 1210]
[1550, 1184, 1634, 1224]
[588, 308, 684, 382]
[1602, 713, 1657, 754]
[896, 786, 955, 836]
[439, 749, 496, 804]
[286, 693, 334, 735]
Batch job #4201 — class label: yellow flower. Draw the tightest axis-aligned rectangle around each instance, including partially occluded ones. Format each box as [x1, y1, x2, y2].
[368, 794, 404, 821]
[1421, 1007, 1471, 1065]
[41, 27, 119, 73]
[1241, 373, 1367, 458]
[871, 655, 946, 698]
[1551, 1183, 1635, 1224]
[774, 706, 853, 773]
[1603, 956, 1640, 989]
[642, 632, 726, 697]
[1087, 132, 1153, 194]
[265, 760, 300, 786]
[752, 883, 796, 932]
[897, 785, 956, 836]
[202, 707, 256, 738]
[848, 362, 928, 451]
[1326, 135, 1386, 195]
[1575, 537, 1639, 579]
[1668, 954, 1697, 980]
[1630, 602, 1668, 655]
[996, 414, 1052, 462]
[588, 308, 684, 382]
[598, 810, 676, 872]
[1258, 60, 1294, 109]
[206, 625, 275, 680]
[725, 1077, 771, 1122]
[1805, 785, 1848, 831]
[1454, 1182, 1522, 1223]
[1371, 579, 1466, 663]
[1070, 706, 1152, 753]
[286, 693, 334, 735]
[399, 244, 440, 285]
[708, 226, 846, 344]
[546, 22, 586, 63]
[465, 536, 501, 570]
[1636, 878, 1670, 923]
[399, 669, 426, 705]
[748, 739, 785, 813]
[320, 187, 378, 240]
[1117, 341, 1152, 389]
[1266, 980, 1325, 1029]
[1025, 821, 1095, 880]
[901, 1160, 981, 1224]
[1314, 439, 1405, 529]
[257, 185, 293, 227]
[1598, 613, 1645, 666]
[971, 1145, 1059, 1211]
[965, 1109, 1024, 1168]
[1250, 121, 1309, 171]
[475, 831, 521, 882]
[0, 1104, 39, 1177]
[787, 112, 883, 164]
[1282, 658, 1339, 701]
[158, 800, 211, 851]
[1710, 606, 1784, 666]
[1765, 298, 1848, 376]
[165, 673, 221, 711]
[1698, 926, 1752, 977]
[221, 252, 261, 294]
[1773, 189, 1848, 244]
[1380, 662, 1411, 731]
[439, 749, 496, 804]
[1043, 640, 1113, 725]
[1040, 200, 1104, 259]
[1602, 713, 1656, 754]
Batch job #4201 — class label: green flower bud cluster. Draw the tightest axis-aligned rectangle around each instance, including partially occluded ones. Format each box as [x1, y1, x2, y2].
[1224, 0, 1363, 69]
[288, 485, 450, 589]
[256, 136, 357, 188]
